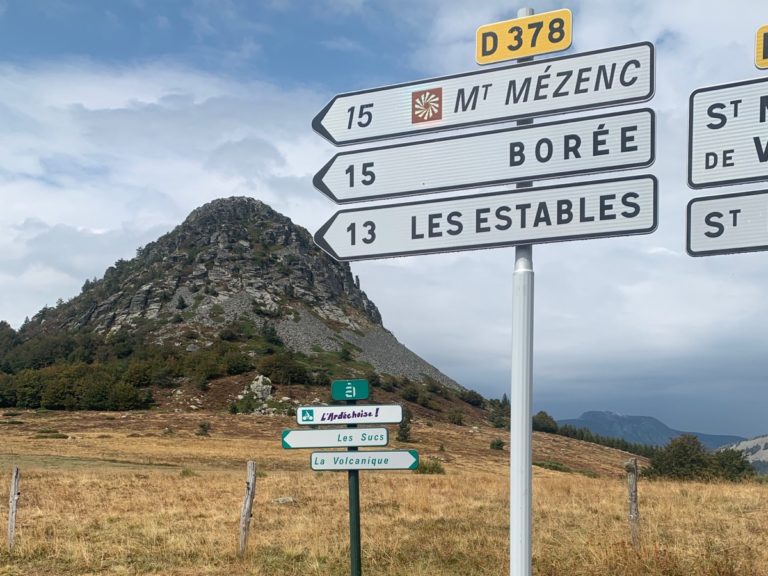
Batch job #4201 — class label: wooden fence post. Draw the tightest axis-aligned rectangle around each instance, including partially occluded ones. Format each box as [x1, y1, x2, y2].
[7, 467, 20, 553]
[238, 460, 257, 558]
[624, 458, 640, 550]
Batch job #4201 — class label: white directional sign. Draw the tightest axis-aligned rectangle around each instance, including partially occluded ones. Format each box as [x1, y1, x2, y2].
[688, 77, 768, 188]
[687, 189, 768, 256]
[296, 404, 403, 426]
[314, 176, 657, 261]
[311, 450, 419, 471]
[313, 42, 654, 145]
[282, 428, 388, 449]
[314, 109, 655, 204]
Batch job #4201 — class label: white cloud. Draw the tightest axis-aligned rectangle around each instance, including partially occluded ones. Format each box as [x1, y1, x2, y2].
[0, 60, 332, 328]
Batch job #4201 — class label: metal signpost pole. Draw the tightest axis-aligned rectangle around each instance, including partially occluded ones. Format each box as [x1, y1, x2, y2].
[511, 7, 534, 576]
[347, 398, 362, 576]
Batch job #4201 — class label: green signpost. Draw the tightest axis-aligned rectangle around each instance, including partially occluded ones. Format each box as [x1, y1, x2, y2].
[281, 379, 418, 576]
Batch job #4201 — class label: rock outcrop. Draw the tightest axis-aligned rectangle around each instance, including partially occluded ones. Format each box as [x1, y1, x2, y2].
[20, 197, 462, 391]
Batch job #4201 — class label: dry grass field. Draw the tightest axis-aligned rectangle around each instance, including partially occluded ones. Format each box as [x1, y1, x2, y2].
[0, 409, 766, 575]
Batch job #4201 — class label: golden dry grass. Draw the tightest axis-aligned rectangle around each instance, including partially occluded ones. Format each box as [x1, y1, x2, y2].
[0, 410, 766, 575]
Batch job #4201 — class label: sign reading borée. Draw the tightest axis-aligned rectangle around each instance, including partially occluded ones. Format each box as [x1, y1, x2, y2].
[296, 404, 403, 425]
[314, 109, 654, 203]
[312, 42, 654, 145]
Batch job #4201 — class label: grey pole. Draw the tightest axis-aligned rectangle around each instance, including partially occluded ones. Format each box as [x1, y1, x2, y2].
[510, 6, 534, 576]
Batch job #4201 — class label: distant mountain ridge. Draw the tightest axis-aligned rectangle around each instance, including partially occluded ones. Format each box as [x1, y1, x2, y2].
[723, 435, 768, 474]
[558, 411, 745, 450]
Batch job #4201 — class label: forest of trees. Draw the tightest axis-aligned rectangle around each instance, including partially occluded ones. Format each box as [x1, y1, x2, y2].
[0, 318, 332, 411]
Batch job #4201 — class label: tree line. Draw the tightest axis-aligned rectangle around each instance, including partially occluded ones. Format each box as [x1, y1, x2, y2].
[489, 405, 756, 481]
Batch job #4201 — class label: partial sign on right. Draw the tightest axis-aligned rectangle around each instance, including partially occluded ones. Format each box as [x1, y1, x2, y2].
[688, 77, 768, 188]
[756, 24, 768, 69]
[687, 190, 768, 256]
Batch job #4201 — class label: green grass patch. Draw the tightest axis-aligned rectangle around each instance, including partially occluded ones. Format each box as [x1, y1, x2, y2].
[414, 458, 445, 475]
[533, 460, 598, 478]
[534, 460, 572, 473]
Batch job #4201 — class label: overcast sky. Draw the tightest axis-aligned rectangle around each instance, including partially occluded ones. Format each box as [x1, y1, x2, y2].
[0, 0, 767, 437]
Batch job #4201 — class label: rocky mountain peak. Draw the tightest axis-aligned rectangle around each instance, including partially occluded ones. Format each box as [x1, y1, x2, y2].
[26, 196, 381, 337]
[15, 196, 462, 393]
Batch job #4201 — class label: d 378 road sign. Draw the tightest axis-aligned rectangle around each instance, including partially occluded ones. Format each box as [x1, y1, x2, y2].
[476, 8, 572, 65]
[688, 77, 768, 188]
[756, 25, 768, 69]
[687, 189, 768, 256]
[296, 404, 403, 425]
[282, 428, 388, 449]
[314, 175, 657, 261]
[314, 108, 654, 203]
[310, 450, 419, 471]
[312, 42, 654, 146]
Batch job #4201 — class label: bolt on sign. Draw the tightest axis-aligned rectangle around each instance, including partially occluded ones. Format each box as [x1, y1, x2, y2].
[476, 8, 572, 65]
[757, 24, 768, 69]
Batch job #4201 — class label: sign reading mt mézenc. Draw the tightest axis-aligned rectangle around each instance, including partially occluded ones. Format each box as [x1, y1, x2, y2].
[312, 42, 654, 145]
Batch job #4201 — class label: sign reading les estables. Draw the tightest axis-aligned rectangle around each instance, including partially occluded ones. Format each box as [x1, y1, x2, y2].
[476, 9, 572, 65]
[314, 176, 657, 261]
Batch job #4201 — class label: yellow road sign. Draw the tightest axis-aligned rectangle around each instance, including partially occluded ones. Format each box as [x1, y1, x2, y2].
[476, 9, 572, 65]
[756, 24, 768, 69]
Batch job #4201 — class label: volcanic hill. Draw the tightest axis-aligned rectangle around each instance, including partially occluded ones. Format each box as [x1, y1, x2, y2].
[0, 197, 470, 414]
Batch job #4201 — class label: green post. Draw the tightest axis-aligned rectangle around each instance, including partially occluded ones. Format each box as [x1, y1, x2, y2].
[347, 399, 362, 576]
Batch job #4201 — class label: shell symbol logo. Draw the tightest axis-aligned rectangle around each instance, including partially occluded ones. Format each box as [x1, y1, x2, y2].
[411, 88, 442, 123]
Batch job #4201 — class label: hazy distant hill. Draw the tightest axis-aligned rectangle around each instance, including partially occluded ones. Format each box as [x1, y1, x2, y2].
[558, 411, 745, 450]
[723, 435, 768, 474]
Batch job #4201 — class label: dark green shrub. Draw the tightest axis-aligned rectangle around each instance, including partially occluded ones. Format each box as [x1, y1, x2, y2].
[400, 385, 419, 402]
[414, 458, 444, 475]
[448, 410, 464, 426]
[458, 389, 484, 407]
[397, 407, 412, 442]
[490, 438, 505, 450]
[532, 410, 558, 433]
[196, 421, 211, 436]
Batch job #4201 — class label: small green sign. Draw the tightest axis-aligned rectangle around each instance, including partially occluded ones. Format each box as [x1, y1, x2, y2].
[331, 379, 369, 401]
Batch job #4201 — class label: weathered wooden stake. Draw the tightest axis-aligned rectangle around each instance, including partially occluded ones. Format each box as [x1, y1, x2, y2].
[624, 458, 640, 550]
[238, 460, 257, 558]
[7, 467, 20, 553]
